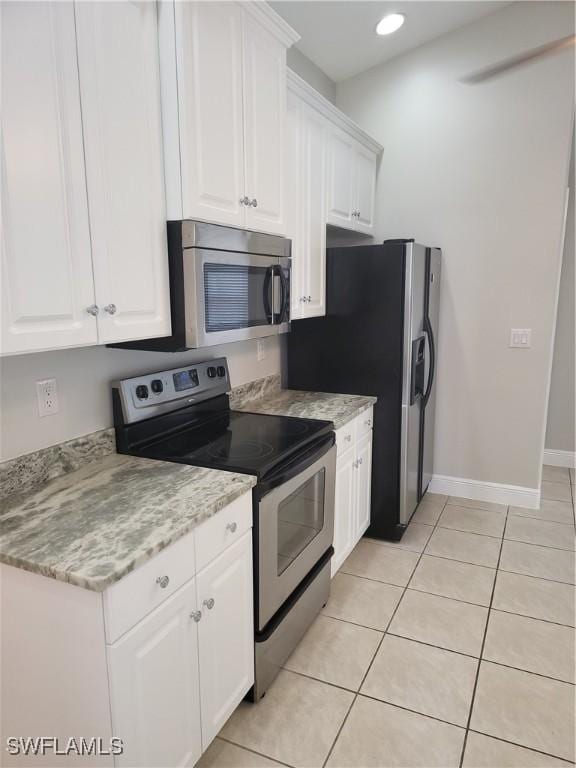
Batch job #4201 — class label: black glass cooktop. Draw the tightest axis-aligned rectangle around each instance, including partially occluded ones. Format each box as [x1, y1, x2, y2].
[136, 410, 333, 478]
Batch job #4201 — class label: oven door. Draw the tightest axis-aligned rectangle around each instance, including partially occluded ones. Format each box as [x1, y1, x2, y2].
[184, 249, 290, 348]
[255, 437, 336, 632]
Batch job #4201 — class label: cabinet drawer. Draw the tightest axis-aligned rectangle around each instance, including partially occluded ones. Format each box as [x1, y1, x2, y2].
[356, 406, 374, 439]
[195, 491, 253, 573]
[335, 419, 356, 455]
[103, 529, 196, 644]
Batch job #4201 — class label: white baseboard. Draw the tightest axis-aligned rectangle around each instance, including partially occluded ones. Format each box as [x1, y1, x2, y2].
[543, 449, 576, 469]
[429, 474, 540, 509]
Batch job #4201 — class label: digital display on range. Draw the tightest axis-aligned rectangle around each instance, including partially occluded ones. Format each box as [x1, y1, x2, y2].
[173, 369, 199, 392]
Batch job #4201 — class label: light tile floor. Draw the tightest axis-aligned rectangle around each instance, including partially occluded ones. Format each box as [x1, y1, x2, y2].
[199, 468, 575, 768]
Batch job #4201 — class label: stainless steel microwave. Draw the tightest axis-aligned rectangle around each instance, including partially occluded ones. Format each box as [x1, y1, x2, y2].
[112, 220, 291, 351]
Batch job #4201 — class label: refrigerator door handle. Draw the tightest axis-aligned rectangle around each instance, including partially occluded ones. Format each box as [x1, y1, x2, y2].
[423, 315, 436, 406]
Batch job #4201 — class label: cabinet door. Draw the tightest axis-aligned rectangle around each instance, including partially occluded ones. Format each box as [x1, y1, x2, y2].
[326, 128, 355, 230]
[354, 145, 377, 235]
[176, 2, 245, 227]
[301, 105, 327, 318]
[197, 532, 254, 749]
[332, 447, 356, 577]
[107, 579, 202, 768]
[242, 11, 286, 235]
[1, 2, 97, 355]
[356, 431, 373, 538]
[75, 2, 171, 344]
[286, 92, 306, 319]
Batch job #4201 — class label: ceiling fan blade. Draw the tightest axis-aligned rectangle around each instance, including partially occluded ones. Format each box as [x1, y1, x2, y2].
[462, 34, 575, 84]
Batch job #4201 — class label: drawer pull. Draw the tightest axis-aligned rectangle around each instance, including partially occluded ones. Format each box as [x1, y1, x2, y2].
[226, 521, 238, 533]
[344, 434, 352, 442]
[358, 457, 363, 465]
[365, 419, 372, 427]
[156, 575, 170, 589]
[203, 598, 215, 610]
[190, 610, 202, 622]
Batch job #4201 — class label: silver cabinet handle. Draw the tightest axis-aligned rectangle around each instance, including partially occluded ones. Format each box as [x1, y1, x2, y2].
[251, 198, 258, 208]
[86, 305, 99, 316]
[358, 457, 363, 465]
[344, 435, 352, 442]
[104, 303, 117, 315]
[203, 598, 215, 610]
[365, 419, 372, 427]
[190, 610, 202, 622]
[156, 575, 170, 589]
[240, 196, 250, 206]
[226, 521, 237, 533]
[307, 295, 312, 302]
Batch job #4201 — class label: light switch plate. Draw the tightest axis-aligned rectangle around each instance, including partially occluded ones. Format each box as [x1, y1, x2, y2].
[509, 328, 532, 348]
[36, 378, 59, 417]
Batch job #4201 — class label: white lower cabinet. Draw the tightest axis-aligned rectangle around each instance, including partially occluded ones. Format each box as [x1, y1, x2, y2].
[108, 530, 254, 766]
[107, 579, 202, 768]
[332, 409, 374, 576]
[1, 490, 255, 768]
[197, 533, 254, 749]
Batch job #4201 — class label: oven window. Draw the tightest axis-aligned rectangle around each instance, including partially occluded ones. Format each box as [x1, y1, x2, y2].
[204, 263, 271, 332]
[277, 469, 325, 575]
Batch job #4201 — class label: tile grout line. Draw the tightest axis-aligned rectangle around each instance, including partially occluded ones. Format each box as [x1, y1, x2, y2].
[216, 736, 295, 768]
[467, 728, 576, 766]
[458, 504, 509, 768]
[321, 497, 450, 768]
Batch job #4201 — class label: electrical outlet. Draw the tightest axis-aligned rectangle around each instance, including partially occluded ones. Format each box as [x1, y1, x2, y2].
[257, 339, 266, 362]
[509, 328, 532, 348]
[36, 378, 59, 417]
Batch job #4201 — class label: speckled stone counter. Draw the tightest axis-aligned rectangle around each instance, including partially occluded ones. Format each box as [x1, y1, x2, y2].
[235, 388, 377, 430]
[0, 454, 256, 592]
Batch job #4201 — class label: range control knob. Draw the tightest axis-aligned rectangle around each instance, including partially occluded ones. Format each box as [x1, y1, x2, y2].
[217, 366, 226, 378]
[151, 379, 163, 394]
[207, 366, 217, 378]
[135, 384, 149, 400]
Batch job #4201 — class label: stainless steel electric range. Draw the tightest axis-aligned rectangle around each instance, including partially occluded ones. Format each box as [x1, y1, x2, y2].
[112, 358, 336, 700]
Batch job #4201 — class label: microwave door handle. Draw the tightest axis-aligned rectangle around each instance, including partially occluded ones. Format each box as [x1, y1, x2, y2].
[277, 265, 289, 323]
[263, 266, 273, 324]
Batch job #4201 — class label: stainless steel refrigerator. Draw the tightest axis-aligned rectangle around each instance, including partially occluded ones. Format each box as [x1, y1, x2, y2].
[287, 239, 441, 540]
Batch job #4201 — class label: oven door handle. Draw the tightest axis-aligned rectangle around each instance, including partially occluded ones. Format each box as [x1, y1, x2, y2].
[254, 433, 335, 499]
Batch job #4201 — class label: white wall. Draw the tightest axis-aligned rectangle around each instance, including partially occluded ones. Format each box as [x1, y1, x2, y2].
[336, 1, 574, 490]
[0, 337, 281, 461]
[546, 136, 575, 454]
[287, 46, 336, 103]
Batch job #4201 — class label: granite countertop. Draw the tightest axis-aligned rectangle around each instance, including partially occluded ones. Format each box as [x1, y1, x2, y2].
[0, 454, 256, 592]
[235, 388, 377, 430]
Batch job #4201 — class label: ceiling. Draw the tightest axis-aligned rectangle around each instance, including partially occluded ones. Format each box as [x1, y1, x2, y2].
[270, 1, 513, 82]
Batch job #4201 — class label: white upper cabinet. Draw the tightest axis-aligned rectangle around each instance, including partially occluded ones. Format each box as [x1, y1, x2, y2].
[327, 128, 378, 234]
[242, 11, 287, 235]
[1, 2, 97, 355]
[326, 129, 356, 229]
[286, 71, 382, 321]
[287, 92, 327, 320]
[353, 144, 377, 235]
[174, 1, 245, 228]
[161, 1, 298, 235]
[1, 1, 171, 355]
[75, 1, 171, 344]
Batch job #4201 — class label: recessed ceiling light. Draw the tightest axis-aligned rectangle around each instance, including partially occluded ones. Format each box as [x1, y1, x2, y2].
[376, 13, 405, 36]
